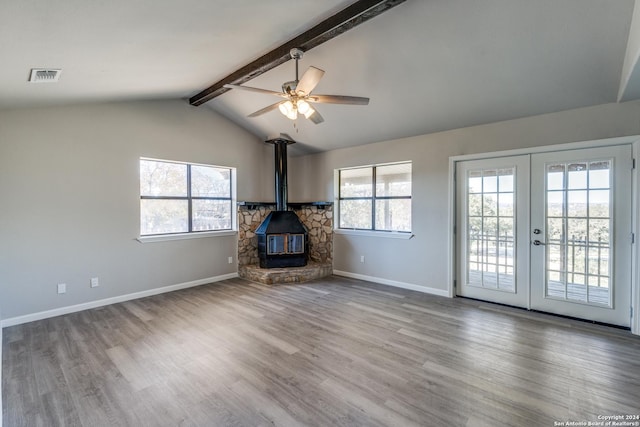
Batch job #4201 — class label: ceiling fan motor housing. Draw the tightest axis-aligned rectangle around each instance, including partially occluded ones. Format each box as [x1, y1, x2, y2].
[282, 80, 298, 95]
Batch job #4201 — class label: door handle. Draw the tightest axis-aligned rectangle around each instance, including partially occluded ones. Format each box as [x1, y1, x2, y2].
[532, 240, 546, 246]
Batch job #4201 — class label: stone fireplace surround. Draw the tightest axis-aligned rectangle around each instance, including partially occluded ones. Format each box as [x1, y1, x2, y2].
[237, 202, 333, 285]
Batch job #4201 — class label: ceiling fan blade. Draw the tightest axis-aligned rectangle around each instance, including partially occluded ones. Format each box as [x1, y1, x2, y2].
[248, 101, 285, 117]
[296, 66, 325, 96]
[308, 94, 370, 105]
[224, 84, 286, 98]
[307, 107, 324, 124]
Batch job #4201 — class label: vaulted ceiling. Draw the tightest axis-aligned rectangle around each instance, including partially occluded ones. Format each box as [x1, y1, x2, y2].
[1, 0, 638, 155]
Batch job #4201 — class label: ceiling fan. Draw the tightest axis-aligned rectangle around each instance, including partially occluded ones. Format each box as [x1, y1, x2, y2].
[224, 48, 369, 124]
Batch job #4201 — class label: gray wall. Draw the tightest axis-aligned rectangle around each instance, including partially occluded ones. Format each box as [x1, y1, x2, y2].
[289, 100, 640, 293]
[3, 98, 640, 321]
[0, 100, 270, 320]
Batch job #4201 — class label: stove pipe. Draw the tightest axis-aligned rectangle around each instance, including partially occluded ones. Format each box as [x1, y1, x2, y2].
[266, 138, 294, 211]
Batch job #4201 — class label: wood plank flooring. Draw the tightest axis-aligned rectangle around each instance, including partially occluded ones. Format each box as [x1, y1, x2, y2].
[3, 275, 640, 426]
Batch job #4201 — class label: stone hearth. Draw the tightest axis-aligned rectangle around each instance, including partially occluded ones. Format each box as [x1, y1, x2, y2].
[239, 261, 333, 285]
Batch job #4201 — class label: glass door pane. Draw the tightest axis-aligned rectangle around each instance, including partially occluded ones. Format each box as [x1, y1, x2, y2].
[545, 161, 612, 306]
[466, 168, 515, 292]
[456, 155, 529, 308]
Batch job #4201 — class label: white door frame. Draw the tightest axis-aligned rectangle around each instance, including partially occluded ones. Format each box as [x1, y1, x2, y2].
[447, 135, 640, 335]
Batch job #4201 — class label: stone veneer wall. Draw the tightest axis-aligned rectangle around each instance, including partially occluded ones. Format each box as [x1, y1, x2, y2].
[295, 206, 333, 263]
[237, 205, 333, 267]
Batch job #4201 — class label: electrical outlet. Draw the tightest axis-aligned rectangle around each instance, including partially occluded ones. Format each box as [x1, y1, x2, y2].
[90, 277, 99, 288]
[228, 256, 233, 264]
[57, 283, 66, 294]
[360, 255, 365, 263]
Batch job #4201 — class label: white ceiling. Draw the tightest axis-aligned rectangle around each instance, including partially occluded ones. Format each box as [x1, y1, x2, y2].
[1, 0, 637, 156]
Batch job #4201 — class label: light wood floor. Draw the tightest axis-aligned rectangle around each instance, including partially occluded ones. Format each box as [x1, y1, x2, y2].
[3, 276, 640, 426]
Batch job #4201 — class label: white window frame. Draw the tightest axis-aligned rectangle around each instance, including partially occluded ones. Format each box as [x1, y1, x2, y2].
[334, 161, 413, 239]
[138, 157, 237, 243]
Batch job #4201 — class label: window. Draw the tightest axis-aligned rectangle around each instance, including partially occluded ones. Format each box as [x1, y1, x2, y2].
[140, 158, 234, 236]
[338, 162, 412, 232]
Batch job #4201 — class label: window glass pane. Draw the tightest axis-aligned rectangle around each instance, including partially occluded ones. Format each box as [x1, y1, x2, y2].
[141, 199, 188, 235]
[567, 190, 587, 217]
[547, 164, 565, 191]
[468, 194, 483, 216]
[599, 249, 610, 281]
[589, 161, 610, 189]
[547, 217, 565, 243]
[483, 170, 498, 193]
[548, 244, 563, 272]
[468, 170, 483, 193]
[483, 194, 497, 217]
[375, 199, 411, 232]
[568, 218, 587, 242]
[340, 199, 372, 229]
[498, 169, 514, 192]
[140, 160, 187, 197]
[547, 191, 563, 217]
[567, 163, 588, 189]
[376, 163, 411, 197]
[589, 190, 609, 218]
[483, 217, 497, 238]
[498, 192, 513, 217]
[340, 168, 372, 197]
[192, 166, 230, 198]
[498, 217, 513, 239]
[192, 199, 231, 231]
[589, 219, 610, 244]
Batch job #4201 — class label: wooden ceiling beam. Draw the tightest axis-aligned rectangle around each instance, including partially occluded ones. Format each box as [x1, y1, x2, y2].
[189, 0, 406, 106]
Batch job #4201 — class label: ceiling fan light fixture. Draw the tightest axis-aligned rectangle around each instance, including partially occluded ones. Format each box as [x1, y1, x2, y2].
[297, 100, 311, 115]
[278, 100, 299, 120]
[286, 109, 298, 120]
[279, 100, 294, 116]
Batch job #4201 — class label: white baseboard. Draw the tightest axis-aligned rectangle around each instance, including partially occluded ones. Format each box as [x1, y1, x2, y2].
[0, 273, 238, 328]
[333, 270, 450, 297]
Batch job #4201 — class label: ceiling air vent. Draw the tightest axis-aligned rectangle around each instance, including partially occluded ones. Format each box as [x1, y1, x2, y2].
[29, 68, 62, 83]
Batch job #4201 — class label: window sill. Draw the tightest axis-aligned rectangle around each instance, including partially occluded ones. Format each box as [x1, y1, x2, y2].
[137, 230, 237, 243]
[334, 229, 414, 239]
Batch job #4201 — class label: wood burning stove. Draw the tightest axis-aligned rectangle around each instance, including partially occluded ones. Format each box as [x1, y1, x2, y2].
[255, 138, 309, 268]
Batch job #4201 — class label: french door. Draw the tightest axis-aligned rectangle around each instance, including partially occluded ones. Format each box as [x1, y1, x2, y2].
[456, 155, 530, 307]
[530, 146, 632, 325]
[456, 145, 633, 327]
